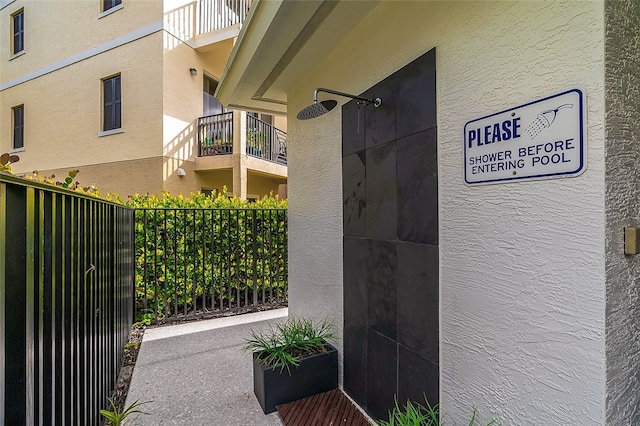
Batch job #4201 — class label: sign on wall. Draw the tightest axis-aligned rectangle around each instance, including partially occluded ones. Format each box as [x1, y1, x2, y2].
[464, 88, 586, 185]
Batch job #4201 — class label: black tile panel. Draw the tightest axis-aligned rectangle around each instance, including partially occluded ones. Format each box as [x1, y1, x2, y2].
[344, 236, 368, 326]
[342, 99, 366, 157]
[395, 49, 437, 139]
[367, 240, 397, 340]
[398, 345, 439, 408]
[397, 127, 438, 245]
[364, 75, 396, 149]
[344, 322, 368, 410]
[366, 330, 397, 420]
[366, 142, 397, 241]
[343, 152, 367, 237]
[341, 47, 439, 422]
[397, 242, 438, 363]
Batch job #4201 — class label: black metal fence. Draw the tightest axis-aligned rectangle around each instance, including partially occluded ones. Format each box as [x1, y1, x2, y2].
[134, 208, 288, 323]
[0, 174, 135, 425]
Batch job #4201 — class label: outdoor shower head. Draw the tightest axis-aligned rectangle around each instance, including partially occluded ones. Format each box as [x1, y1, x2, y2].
[296, 88, 382, 120]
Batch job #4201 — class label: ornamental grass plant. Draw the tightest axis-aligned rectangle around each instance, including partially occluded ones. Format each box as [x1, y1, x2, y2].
[244, 317, 337, 374]
[378, 397, 498, 426]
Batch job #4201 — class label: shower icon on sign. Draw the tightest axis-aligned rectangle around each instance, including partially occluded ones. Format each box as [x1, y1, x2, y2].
[525, 103, 573, 140]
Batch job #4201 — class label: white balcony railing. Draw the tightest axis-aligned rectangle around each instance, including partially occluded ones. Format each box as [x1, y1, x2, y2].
[199, 0, 252, 34]
[165, 0, 252, 41]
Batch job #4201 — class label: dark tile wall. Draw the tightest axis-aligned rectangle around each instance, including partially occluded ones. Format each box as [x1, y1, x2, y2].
[342, 48, 438, 421]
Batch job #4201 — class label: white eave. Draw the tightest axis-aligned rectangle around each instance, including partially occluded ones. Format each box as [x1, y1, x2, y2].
[216, 0, 380, 115]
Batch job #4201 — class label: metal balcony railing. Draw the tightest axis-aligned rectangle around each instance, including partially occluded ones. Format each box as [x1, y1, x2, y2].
[198, 112, 234, 156]
[246, 115, 288, 165]
[197, 112, 288, 165]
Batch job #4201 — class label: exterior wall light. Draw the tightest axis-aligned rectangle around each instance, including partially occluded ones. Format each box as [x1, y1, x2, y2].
[177, 168, 187, 176]
[189, 68, 198, 76]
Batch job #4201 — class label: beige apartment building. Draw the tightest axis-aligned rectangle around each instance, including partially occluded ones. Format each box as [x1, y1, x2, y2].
[0, 0, 287, 199]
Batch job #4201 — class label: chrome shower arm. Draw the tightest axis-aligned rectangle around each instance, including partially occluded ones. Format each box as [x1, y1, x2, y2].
[314, 88, 378, 105]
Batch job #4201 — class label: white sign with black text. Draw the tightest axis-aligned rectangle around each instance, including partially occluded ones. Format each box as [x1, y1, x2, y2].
[464, 89, 586, 185]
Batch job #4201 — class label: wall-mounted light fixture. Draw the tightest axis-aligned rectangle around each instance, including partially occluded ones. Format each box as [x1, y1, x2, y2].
[177, 168, 186, 176]
[297, 87, 382, 120]
[189, 68, 197, 76]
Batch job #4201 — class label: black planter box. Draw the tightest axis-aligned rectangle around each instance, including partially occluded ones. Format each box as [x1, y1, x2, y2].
[253, 344, 339, 414]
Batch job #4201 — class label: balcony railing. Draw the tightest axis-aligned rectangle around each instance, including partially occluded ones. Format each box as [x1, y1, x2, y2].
[165, 0, 252, 41]
[197, 112, 288, 165]
[198, 111, 234, 156]
[246, 115, 288, 165]
[199, 0, 252, 34]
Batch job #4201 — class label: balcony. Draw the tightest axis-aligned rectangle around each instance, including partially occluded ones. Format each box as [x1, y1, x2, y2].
[198, 0, 252, 35]
[197, 111, 288, 165]
[165, 0, 252, 46]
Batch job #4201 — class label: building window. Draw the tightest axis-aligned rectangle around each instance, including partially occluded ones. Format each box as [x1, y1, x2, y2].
[12, 105, 24, 150]
[102, 74, 121, 131]
[102, 0, 122, 12]
[248, 111, 273, 125]
[12, 10, 24, 55]
[203, 75, 224, 116]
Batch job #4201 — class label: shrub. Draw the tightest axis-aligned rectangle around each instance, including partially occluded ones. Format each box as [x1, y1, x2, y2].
[125, 189, 288, 322]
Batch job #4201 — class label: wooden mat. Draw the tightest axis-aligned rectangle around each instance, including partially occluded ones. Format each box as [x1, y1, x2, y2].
[276, 388, 371, 426]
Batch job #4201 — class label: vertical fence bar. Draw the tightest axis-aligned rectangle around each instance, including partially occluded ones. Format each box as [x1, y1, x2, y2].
[153, 209, 158, 321]
[142, 211, 148, 316]
[78, 199, 86, 426]
[0, 182, 5, 426]
[162, 210, 168, 321]
[26, 187, 37, 425]
[250, 210, 256, 307]
[201, 209, 206, 312]
[172, 209, 178, 318]
[192, 210, 197, 314]
[37, 189, 46, 425]
[209, 210, 215, 312]
[59, 196, 66, 424]
[68, 196, 75, 426]
[226, 209, 232, 310]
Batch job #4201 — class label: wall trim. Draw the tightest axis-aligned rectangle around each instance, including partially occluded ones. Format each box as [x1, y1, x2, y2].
[0, 21, 163, 92]
[0, 0, 16, 11]
[97, 3, 124, 19]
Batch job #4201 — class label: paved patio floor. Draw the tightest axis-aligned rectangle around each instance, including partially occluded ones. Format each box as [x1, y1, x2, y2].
[125, 309, 288, 425]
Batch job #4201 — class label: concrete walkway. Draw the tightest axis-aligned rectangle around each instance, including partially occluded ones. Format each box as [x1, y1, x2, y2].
[125, 309, 288, 425]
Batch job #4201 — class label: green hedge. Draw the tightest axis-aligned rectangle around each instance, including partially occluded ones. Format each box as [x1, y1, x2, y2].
[126, 191, 288, 322]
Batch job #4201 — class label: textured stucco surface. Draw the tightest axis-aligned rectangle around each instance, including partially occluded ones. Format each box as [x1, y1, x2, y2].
[604, 1, 640, 424]
[288, 1, 606, 424]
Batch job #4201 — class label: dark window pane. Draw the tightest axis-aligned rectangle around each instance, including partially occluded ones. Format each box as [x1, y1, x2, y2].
[114, 101, 121, 129]
[13, 106, 24, 149]
[103, 75, 121, 131]
[203, 75, 223, 116]
[104, 78, 113, 105]
[104, 105, 113, 130]
[13, 11, 24, 54]
[103, 0, 122, 12]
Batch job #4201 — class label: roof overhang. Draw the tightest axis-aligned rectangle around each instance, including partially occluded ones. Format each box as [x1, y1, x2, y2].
[215, 0, 380, 115]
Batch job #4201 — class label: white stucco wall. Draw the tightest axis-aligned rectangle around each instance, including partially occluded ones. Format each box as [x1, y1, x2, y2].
[287, 1, 606, 424]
